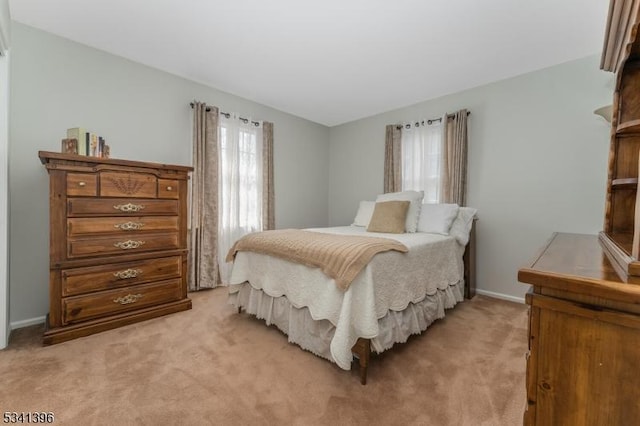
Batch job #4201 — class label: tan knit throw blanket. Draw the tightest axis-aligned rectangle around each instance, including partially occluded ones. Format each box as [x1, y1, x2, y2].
[226, 229, 408, 291]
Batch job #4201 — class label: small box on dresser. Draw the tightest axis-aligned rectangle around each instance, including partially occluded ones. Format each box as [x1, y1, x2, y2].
[38, 151, 193, 344]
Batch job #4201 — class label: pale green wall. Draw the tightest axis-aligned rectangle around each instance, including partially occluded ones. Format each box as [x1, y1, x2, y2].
[8, 20, 615, 322]
[9, 22, 330, 324]
[328, 55, 613, 301]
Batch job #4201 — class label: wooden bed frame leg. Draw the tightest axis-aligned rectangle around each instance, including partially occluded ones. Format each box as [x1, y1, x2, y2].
[237, 306, 241, 314]
[463, 218, 477, 299]
[358, 339, 370, 385]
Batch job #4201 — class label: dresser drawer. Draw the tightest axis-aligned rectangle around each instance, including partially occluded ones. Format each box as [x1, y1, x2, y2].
[68, 198, 179, 216]
[63, 278, 183, 324]
[68, 216, 179, 236]
[100, 171, 157, 198]
[68, 232, 180, 258]
[158, 179, 179, 199]
[62, 256, 182, 296]
[67, 173, 97, 196]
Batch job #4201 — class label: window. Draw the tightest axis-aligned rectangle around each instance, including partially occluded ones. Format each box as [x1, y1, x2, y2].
[401, 121, 442, 203]
[217, 115, 264, 284]
[219, 124, 262, 231]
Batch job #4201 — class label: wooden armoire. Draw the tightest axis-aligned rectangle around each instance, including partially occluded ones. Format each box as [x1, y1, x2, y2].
[518, 1, 640, 425]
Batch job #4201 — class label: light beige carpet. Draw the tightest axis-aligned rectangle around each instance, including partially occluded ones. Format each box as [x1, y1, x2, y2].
[0, 288, 527, 425]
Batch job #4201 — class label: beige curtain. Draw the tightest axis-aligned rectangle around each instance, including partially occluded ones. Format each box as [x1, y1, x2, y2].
[189, 102, 220, 290]
[384, 124, 402, 193]
[262, 121, 275, 230]
[440, 109, 469, 206]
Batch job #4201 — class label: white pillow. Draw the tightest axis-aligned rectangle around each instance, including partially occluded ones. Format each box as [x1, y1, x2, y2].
[448, 207, 478, 245]
[376, 190, 424, 233]
[417, 203, 460, 235]
[352, 201, 376, 227]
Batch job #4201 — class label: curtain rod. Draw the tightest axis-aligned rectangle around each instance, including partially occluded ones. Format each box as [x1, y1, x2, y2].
[190, 102, 260, 127]
[395, 110, 470, 130]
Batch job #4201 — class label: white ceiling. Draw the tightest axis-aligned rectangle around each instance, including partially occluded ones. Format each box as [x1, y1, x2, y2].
[9, 0, 610, 127]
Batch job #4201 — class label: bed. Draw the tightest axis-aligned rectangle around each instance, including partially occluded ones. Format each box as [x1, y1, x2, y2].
[227, 197, 477, 384]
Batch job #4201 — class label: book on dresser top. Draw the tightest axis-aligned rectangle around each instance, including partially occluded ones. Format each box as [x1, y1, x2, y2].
[65, 127, 110, 158]
[66, 127, 85, 155]
[90, 133, 98, 156]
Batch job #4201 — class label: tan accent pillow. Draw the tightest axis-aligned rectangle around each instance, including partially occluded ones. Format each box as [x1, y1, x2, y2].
[366, 201, 410, 234]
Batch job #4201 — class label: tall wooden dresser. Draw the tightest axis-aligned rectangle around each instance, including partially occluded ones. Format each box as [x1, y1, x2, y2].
[39, 151, 193, 344]
[518, 1, 640, 424]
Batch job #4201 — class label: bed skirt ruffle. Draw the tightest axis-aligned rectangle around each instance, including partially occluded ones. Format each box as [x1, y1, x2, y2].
[228, 280, 465, 368]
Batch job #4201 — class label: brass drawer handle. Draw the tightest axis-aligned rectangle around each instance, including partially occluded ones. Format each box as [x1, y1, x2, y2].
[113, 203, 145, 212]
[78, 181, 86, 187]
[113, 293, 143, 305]
[113, 268, 143, 279]
[113, 240, 145, 250]
[114, 221, 145, 231]
[166, 186, 173, 191]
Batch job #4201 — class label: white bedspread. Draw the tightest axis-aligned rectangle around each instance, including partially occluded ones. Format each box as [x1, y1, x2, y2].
[227, 226, 464, 370]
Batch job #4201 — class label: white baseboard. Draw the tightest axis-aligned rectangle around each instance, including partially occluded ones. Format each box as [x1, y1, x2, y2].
[476, 289, 525, 304]
[10, 316, 45, 330]
[8, 293, 526, 329]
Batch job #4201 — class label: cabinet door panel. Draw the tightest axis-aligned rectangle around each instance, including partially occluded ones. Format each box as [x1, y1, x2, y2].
[536, 308, 640, 425]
